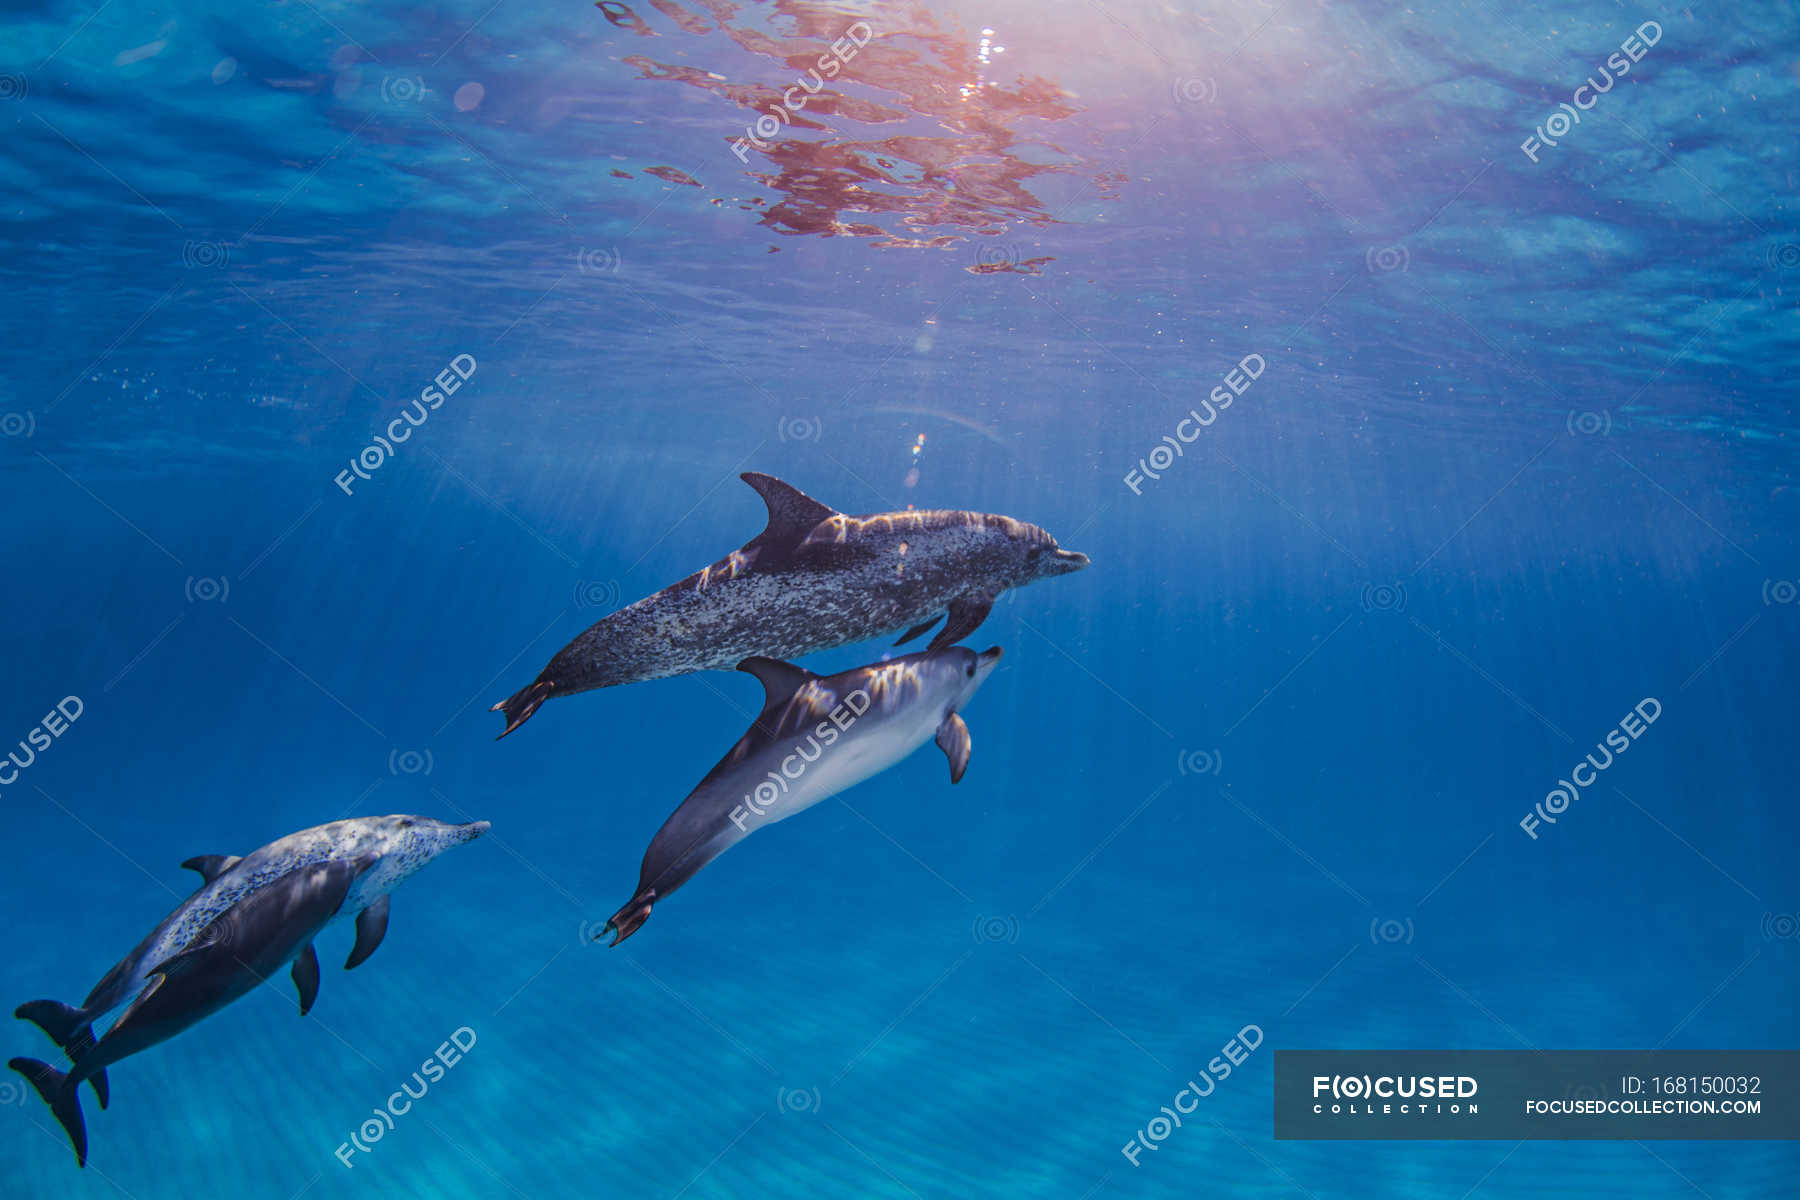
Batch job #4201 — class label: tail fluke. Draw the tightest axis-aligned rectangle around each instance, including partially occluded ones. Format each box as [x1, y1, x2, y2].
[602, 890, 656, 947]
[15, 1000, 107, 1110]
[490, 679, 555, 740]
[9, 1057, 88, 1167]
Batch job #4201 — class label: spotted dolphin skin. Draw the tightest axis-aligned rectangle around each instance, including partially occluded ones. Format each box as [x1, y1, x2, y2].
[491, 473, 1086, 737]
[9, 815, 488, 1167]
[603, 645, 1003, 945]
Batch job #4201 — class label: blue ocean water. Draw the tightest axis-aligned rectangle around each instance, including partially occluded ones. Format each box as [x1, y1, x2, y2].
[3, 0, 1798, 1195]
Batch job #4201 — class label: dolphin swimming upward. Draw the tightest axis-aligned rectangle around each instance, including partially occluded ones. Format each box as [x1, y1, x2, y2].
[10, 815, 488, 1167]
[603, 645, 1002, 945]
[492, 473, 1085, 737]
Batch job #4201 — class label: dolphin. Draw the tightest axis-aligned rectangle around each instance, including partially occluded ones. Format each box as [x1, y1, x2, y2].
[9, 815, 488, 1167]
[491, 473, 1084, 737]
[602, 645, 1002, 944]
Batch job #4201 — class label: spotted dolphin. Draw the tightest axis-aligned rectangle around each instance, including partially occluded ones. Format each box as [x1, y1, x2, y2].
[9, 815, 488, 1167]
[603, 645, 1002, 944]
[491, 473, 1084, 737]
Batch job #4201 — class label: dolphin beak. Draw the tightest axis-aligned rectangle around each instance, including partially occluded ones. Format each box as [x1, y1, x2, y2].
[1051, 548, 1090, 573]
[464, 820, 491, 839]
[975, 646, 1003, 681]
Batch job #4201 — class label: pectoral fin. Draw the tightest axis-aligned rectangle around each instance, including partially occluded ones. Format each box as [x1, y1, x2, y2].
[927, 594, 995, 650]
[935, 712, 973, 784]
[345, 896, 389, 970]
[894, 615, 942, 647]
[291, 944, 320, 1015]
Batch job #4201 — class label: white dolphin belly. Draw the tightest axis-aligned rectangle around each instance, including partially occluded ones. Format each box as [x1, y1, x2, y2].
[747, 705, 943, 828]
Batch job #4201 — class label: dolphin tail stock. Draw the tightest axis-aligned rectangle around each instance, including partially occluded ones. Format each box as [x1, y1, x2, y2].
[15, 1000, 108, 1110]
[8, 1057, 88, 1167]
[601, 889, 657, 947]
[490, 679, 555, 740]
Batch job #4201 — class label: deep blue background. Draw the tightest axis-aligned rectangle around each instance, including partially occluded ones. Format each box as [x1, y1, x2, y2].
[3, 0, 1796, 1196]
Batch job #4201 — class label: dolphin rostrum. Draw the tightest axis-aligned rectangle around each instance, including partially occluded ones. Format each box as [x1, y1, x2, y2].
[602, 645, 1003, 944]
[491, 473, 1084, 737]
[10, 815, 488, 1167]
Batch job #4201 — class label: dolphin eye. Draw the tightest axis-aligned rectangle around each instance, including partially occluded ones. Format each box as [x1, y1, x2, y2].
[966, 663, 976, 678]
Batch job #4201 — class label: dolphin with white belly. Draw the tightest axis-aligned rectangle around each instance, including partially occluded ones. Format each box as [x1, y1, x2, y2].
[10, 814, 488, 1167]
[602, 645, 1002, 944]
[491, 473, 1085, 737]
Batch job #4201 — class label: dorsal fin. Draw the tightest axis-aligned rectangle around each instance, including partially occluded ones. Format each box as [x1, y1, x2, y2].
[740, 473, 836, 555]
[737, 656, 819, 719]
[180, 854, 241, 885]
